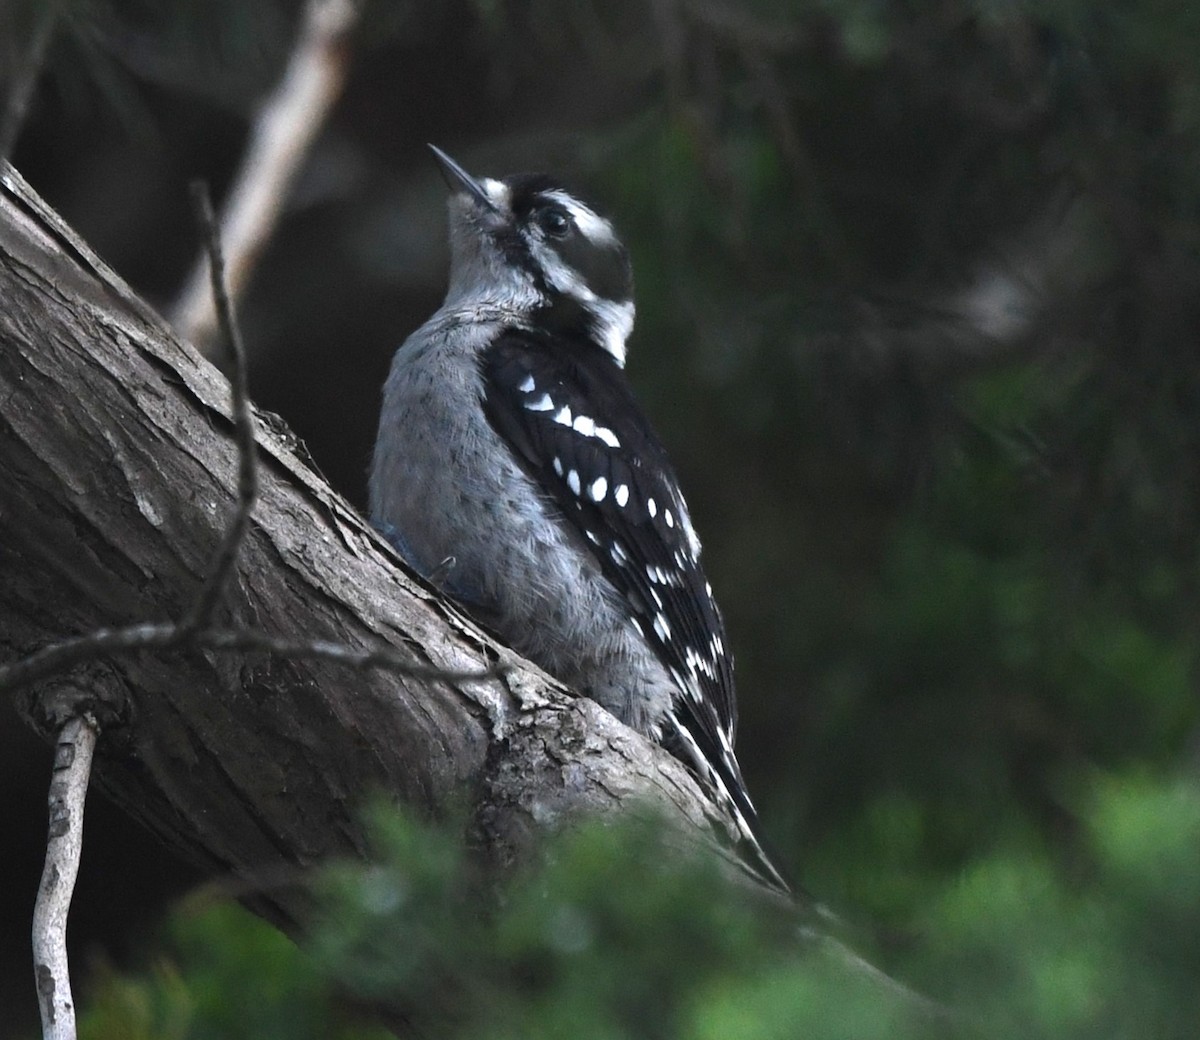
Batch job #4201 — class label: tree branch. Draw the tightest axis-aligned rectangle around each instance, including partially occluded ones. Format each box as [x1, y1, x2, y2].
[32, 713, 97, 1040]
[171, 0, 360, 354]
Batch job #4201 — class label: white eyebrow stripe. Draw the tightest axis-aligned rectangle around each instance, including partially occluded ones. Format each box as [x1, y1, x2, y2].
[542, 190, 617, 245]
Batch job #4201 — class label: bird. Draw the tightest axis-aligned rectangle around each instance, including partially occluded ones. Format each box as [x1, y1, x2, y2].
[369, 144, 790, 894]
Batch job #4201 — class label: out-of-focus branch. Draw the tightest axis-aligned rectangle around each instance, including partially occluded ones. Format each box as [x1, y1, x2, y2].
[172, 0, 359, 353]
[0, 1, 58, 162]
[895, 195, 1103, 364]
[32, 713, 98, 1040]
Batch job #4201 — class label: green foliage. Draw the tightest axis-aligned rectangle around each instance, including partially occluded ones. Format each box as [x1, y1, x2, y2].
[76, 784, 1200, 1039]
[79, 899, 392, 1040]
[910, 776, 1200, 1039]
[308, 808, 809, 1038]
[82, 806, 927, 1039]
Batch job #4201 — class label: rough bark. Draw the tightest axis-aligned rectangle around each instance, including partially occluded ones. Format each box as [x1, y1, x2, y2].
[0, 161, 758, 917]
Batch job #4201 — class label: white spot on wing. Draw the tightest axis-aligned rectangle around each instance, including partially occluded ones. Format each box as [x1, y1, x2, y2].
[680, 508, 702, 558]
[518, 372, 536, 393]
[554, 405, 573, 427]
[553, 456, 564, 476]
[573, 414, 596, 437]
[647, 497, 657, 519]
[664, 508, 674, 529]
[669, 667, 691, 697]
[567, 469, 581, 496]
[614, 483, 630, 507]
[653, 612, 672, 642]
[589, 476, 607, 502]
[526, 392, 553, 412]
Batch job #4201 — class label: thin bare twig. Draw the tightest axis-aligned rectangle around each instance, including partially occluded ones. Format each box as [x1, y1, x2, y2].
[0, 1, 58, 163]
[0, 625, 179, 691]
[171, 0, 360, 353]
[189, 628, 508, 682]
[180, 181, 258, 631]
[0, 623, 507, 695]
[32, 714, 98, 1040]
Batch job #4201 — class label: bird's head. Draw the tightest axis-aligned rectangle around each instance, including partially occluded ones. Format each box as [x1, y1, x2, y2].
[430, 145, 635, 366]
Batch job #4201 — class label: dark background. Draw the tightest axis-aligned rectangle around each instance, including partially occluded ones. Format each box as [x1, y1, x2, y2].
[3, 0, 1199, 1034]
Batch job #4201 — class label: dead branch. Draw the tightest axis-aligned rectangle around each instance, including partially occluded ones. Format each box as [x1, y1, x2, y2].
[172, 0, 360, 353]
[32, 713, 97, 1040]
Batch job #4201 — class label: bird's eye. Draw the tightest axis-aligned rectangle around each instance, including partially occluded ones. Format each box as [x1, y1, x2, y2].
[539, 208, 572, 238]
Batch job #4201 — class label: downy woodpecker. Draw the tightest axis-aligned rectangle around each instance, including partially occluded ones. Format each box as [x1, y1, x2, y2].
[369, 146, 789, 893]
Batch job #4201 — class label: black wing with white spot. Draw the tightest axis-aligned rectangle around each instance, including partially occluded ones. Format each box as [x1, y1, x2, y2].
[480, 329, 776, 844]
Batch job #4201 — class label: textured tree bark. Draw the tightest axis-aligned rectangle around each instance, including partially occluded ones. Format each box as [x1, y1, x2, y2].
[0, 162, 756, 922]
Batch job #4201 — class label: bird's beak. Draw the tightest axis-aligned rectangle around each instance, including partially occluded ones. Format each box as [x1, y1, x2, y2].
[428, 144, 498, 213]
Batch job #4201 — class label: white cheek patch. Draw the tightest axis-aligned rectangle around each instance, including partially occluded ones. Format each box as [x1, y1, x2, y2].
[592, 299, 634, 366]
[531, 240, 634, 365]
